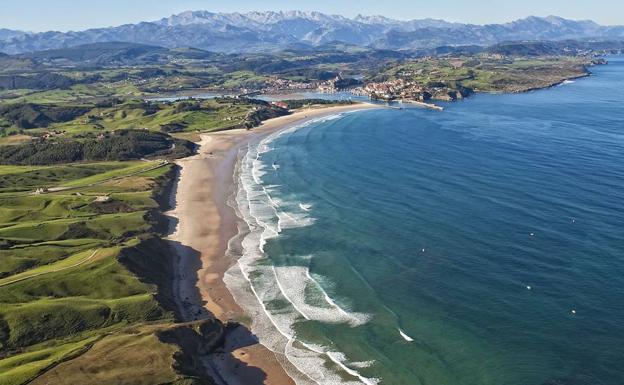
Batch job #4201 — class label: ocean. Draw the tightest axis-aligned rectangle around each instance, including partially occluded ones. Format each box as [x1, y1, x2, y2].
[224, 57, 624, 385]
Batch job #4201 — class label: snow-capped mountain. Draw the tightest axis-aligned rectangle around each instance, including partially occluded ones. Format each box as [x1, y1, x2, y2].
[1, 11, 623, 54]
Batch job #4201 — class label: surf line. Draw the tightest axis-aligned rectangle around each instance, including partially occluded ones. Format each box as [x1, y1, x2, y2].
[234, 125, 378, 385]
[236, 263, 322, 385]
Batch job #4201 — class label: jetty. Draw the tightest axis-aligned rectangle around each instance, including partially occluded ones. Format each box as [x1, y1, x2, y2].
[400, 99, 444, 111]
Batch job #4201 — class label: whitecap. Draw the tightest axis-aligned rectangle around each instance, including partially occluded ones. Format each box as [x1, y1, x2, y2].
[399, 328, 414, 342]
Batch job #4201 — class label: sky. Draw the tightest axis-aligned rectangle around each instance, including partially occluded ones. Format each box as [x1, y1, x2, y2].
[1, 0, 622, 32]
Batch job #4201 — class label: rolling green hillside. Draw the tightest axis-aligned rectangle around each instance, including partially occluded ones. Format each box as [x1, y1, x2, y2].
[0, 98, 289, 145]
[0, 161, 220, 385]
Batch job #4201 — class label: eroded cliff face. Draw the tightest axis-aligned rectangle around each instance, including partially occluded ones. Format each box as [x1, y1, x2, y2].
[157, 319, 228, 383]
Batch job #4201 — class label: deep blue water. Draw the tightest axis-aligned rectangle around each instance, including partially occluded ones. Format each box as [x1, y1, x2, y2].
[230, 58, 624, 385]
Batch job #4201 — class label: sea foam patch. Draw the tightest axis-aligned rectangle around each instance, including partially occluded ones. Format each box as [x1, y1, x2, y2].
[273, 264, 370, 326]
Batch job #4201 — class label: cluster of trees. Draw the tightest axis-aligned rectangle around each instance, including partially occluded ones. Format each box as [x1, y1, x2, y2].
[174, 100, 202, 113]
[0, 130, 189, 165]
[244, 105, 290, 128]
[159, 122, 187, 133]
[0, 72, 77, 90]
[94, 98, 124, 108]
[0, 103, 91, 129]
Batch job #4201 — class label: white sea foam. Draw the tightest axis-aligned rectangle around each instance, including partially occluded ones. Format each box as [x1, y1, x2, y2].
[399, 328, 414, 342]
[274, 264, 370, 326]
[350, 361, 376, 369]
[327, 352, 381, 385]
[223, 114, 378, 385]
[301, 343, 380, 385]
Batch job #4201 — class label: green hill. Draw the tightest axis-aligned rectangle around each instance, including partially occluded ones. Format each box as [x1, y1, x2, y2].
[0, 160, 222, 385]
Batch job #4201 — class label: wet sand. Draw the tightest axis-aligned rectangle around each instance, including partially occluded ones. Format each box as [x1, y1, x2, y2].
[166, 103, 380, 384]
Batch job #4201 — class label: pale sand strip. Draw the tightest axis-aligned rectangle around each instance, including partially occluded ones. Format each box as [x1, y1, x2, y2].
[166, 103, 380, 384]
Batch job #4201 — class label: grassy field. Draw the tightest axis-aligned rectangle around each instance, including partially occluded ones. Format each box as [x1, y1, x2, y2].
[0, 336, 99, 385]
[25, 320, 224, 385]
[0, 159, 215, 384]
[41, 99, 252, 134]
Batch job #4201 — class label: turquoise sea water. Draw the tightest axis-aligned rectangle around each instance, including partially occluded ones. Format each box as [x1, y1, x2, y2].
[226, 57, 624, 385]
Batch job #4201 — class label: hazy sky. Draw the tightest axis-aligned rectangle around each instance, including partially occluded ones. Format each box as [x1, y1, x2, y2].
[2, 0, 623, 32]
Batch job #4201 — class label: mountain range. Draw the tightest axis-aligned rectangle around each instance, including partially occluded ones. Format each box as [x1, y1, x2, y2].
[0, 28, 25, 42]
[1, 11, 624, 54]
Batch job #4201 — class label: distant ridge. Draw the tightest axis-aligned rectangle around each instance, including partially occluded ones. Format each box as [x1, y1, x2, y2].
[0, 28, 25, 41]
[1, 11, 623, 54]
[18, 41, 219, 66]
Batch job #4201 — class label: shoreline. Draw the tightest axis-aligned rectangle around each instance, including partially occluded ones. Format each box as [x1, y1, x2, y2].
[165, 102, 381, 384]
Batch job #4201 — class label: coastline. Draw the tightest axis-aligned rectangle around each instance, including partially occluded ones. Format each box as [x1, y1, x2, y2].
[165, 102, 381, 384]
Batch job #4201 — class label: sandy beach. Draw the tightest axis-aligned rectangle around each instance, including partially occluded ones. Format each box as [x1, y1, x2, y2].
[165, 103, 380, 384]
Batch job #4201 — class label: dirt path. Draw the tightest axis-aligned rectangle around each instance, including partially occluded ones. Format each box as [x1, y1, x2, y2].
[0, 249, 100, 287]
